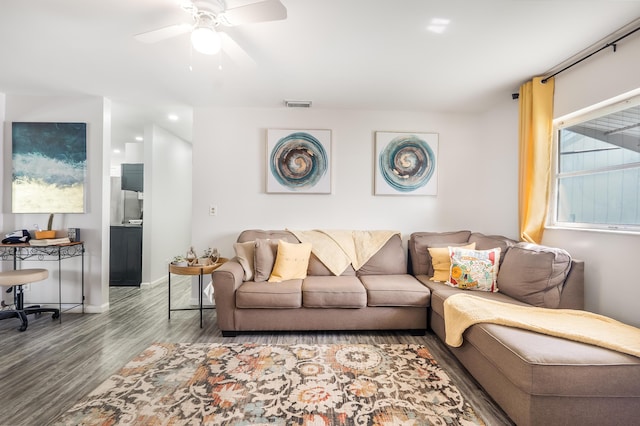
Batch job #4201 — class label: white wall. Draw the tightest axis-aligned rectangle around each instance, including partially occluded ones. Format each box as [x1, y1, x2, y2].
[190, 104, 520, 259]
[124, 142, 144, 163]
[545, 32, 640, 327]
[142, 124, 192, 286]
[0, 93, 5, 235]
[1, 95, 109, 311]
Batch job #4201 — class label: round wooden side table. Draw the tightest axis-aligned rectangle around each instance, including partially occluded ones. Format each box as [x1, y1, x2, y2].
[167, 258, 228, 328]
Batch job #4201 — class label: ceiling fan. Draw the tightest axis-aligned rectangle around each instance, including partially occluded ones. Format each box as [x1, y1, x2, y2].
[134, 0, 287, 55]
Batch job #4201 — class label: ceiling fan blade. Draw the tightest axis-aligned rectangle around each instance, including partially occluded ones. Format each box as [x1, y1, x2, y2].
[134, 23, 192, 44]
[220, 0, 287, 26]
[220, 31, 256, 68]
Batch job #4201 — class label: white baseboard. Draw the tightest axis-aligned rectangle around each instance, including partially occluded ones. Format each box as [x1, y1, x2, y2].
[84, 302, 109, 313]
[141, 276, 167, 289]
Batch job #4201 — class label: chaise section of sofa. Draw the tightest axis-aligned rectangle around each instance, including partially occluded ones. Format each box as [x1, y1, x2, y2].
[409, 230, 640, 426]
[212, 229, 431, 336]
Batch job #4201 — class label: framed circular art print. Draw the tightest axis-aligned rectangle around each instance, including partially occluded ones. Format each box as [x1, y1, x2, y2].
[266, 129, 332, 194]
[375, 131, 438, 195]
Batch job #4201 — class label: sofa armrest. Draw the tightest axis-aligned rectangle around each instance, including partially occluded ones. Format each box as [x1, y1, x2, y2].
[212, 259, 244, 331]
[558, 259, 585, 310]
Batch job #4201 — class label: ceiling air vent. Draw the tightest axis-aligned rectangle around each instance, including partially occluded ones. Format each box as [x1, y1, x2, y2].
[284, 100, 312, 108]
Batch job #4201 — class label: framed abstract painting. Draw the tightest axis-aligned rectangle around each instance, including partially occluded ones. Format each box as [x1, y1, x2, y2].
[11, 122, 87, 213]
[266, 129, 332, 194]
[375, 131, 438, 195]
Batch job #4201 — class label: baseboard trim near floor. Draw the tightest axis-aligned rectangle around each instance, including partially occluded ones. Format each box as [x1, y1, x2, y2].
[141, 275, 167, 289]
[85, 302, 109, 313]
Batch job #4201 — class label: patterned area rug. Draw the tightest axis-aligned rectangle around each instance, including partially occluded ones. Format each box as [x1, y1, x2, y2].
[54, 343, 484, 425]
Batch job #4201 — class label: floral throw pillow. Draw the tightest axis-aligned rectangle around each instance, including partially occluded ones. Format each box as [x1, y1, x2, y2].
[447, 247, 501, 292]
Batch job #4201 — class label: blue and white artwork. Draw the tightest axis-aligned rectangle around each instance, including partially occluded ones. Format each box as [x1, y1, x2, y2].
[267, 129, 331, 193]
[12, 122, 87, 213]
[375, 131, 438, 195]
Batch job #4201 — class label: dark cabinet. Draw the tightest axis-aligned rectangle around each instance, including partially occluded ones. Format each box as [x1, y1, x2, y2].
[110, 226, 142, 286]
[121, 163, 144, 192]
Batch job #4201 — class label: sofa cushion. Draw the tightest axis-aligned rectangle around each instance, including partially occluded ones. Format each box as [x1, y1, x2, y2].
[498, 242, 571, 308]
[357, 234, 407, 276]
[448, 247, 501, 292]
[268, 240, 312, 283]
[418, 278, 530, 320]
[409, 231, 472, 276]
[236, 280, 302, 308]
[253, 239, 279, 282]
[428, 243, 476, 282]
[359, 275, 430, 307]
[233, 241, 255, 281]
[463, 322, 640, 398]
[302, 276, 366, 308]
[468, 232, 516, 265]
[307, 253, 356, 276]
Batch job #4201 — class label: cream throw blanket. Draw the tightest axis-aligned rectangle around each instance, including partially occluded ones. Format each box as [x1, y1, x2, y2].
[444, 293, 640, 358]
[289, 229, 399, 275]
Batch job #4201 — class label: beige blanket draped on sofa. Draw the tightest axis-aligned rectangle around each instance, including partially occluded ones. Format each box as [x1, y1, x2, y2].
[289, 229, 399, 275]
[444, 293, 640, 358]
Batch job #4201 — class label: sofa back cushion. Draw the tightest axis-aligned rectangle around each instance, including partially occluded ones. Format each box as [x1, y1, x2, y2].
[468, 232, 517, 263]
[497, 242, 572, 308]
[408, 231, 472, 276]
[307, 253, 356, 276]
[238, 230, 298, 244]
[357, 234, 407, 275]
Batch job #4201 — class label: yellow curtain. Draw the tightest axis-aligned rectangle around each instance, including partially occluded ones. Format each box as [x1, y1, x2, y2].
[518, 77, 555, 244]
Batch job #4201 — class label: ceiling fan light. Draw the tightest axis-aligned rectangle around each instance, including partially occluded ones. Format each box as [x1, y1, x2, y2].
[191, 26, 221, 55]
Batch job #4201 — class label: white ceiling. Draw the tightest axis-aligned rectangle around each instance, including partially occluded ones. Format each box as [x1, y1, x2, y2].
[1, 0, 639, 157]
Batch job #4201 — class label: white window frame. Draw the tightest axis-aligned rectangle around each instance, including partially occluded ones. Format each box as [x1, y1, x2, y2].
[550, 89, 640, 233]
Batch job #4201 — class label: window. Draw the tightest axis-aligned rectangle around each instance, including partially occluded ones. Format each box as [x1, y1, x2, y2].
[552, 93, 640, 232]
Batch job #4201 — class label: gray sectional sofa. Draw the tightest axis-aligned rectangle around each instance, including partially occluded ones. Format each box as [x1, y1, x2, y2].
[211, 228, 640, 425]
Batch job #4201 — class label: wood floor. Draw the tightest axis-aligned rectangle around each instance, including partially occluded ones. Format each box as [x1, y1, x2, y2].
[0, 278, 514, 426]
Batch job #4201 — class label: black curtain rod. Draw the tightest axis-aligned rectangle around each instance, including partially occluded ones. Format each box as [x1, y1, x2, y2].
[541, 25, 640, 84]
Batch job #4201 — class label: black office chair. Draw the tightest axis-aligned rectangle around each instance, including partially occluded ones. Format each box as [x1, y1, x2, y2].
[0, 269, 59, 331]
[0, 305, 28, 331]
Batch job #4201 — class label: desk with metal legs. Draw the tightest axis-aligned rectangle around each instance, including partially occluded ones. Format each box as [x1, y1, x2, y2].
[0, 242, 85, 325]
